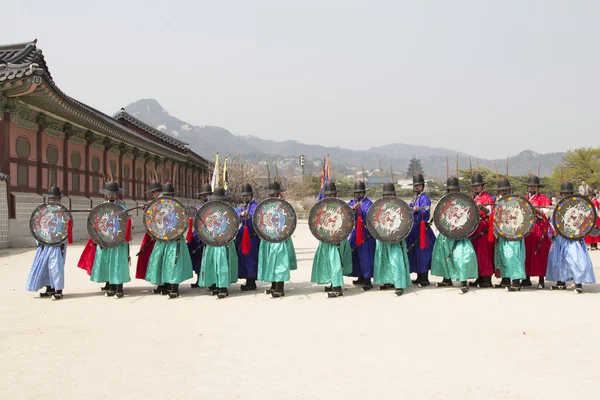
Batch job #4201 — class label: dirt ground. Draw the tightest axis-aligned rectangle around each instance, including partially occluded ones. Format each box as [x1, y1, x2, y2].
[1, 221, 598, 399]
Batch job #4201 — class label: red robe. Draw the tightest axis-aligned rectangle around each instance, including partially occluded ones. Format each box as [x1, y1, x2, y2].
[135, 232, 156, 279]
[77, 238, 96, 276]
[469, 191, 495, 277]
[584, 198, 600, 245]
[524, 193, 552, 277]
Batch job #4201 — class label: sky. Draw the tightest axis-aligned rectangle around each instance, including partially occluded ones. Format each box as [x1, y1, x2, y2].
[3, 1, 599, 158]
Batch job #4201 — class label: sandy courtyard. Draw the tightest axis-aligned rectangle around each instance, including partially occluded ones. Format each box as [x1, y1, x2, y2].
[1, 221, 599, 399]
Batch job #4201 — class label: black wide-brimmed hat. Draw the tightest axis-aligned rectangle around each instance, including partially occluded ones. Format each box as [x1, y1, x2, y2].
[47, 186, 63, 198]
[412, 173, 426, 186]
[496, 177, 512, 191]
[241, 183, 254, 195]
[469, 172, 489, 187]
[210, 187, 230, 200]
[352, 181, 367, 193]
[162, 183, 178, 195]
[379, 182, 396, 195]
[559, 181, 574, 194]
[267, 181, 286, 195]
[101, 181, 124, 195]
[196, 184, 213, 196]
[443, 176, 464, 190]
[146, 181, 163, 193]
[525, 175, 545, 187]
[323, 181, 338, 195]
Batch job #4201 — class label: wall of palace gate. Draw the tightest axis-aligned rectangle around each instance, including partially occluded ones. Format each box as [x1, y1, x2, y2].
[0, 181, 8, 248]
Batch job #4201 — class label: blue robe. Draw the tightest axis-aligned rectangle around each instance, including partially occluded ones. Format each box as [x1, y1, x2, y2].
[25, 243, 66, 291]
[346, 197, 376, 278]
[407, 192, 436, 273]
[188, 232, 204, 275]
[235, 200, 261, 279]
[547, 236, 596, 284]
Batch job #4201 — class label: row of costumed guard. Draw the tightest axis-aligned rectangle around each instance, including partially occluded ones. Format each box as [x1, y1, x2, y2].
[26, 170, 597, 300]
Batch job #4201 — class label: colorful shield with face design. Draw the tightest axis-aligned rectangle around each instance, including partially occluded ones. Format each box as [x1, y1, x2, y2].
[253, 198, 297, 243]
[308, 198, 354, 244]
[366, 197, 414, 243]
[194, 200, 240, 246]
[433, 192, 480, 240]
[493, 195, 535, 240]
[87, 202, 128, 248]
[552, 195, 597, 240]
[29, 202, 73, 246]
[144, 197, 189, 242]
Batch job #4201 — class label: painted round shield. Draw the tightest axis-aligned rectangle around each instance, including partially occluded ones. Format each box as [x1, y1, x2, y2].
[590, 226, 600, 237]
[29, 202, 73, 246]
[144, 197, 189, 242]
[493, 195, 535, 241]
[433, 192, 480, 240]
[253, 198, 297, 243]
[87, 202, 128, 248]
[366, 197, 414, 243]
[309, 198, 354, 244]
[552, 195, 597, 240]
[194, 200, 240, 246]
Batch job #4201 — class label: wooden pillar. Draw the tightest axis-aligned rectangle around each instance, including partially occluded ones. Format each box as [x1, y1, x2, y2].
[143, 160, 148, 202]
[84, 135, 90, 198]
[36, 122, 43, 194]
[0, 112, 12, 218]
[62, 134, 68, 195]
[131, 152, 137, 201]
[118, 145, 123, 196]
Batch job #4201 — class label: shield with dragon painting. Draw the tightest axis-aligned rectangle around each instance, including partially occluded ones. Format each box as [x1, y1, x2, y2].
[552, 195, 597, 240]
[194, 200, 240, 246]
[433, 192, 479, 240]
[144, 197, 189, 242]
[308, 198, 354, 244]
[29, 202, 73, 246]
[366, 197, 413, 243]
[493, 195, 535, 241]
[253, 198, 297, 243]
[87, 202, 128, 248]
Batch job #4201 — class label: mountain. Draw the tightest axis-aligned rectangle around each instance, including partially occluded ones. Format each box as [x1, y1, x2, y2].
[124, 99, 565, 178]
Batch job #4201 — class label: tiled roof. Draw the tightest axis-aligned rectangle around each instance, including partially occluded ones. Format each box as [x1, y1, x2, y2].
[113, 109, 189, 150]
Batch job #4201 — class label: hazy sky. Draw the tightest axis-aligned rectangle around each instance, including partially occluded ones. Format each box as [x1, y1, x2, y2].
[4, 1, 599, 158]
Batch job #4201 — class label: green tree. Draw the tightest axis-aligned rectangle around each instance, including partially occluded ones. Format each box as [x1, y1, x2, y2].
[550, 147, 600, 190]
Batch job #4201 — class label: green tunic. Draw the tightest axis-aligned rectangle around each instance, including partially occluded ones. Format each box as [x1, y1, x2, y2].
[494, 238, 526, 280]
[91, 243, 131, 284]
[373, 240, 411, 289]
[257, 239, 297, 282]
[145, 239, 193, 285]
[431, 235, 478, 281]
[200, 242, 239, 288]
[311, 240, 352, 287]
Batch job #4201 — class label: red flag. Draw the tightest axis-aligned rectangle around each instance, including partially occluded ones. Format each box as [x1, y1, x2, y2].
[420, 220, 426, 249]
[67, 219, 73, 244]
[185, 217, 194, 243]
[125, 217, 132, 242]
[488, 211, 495, 243]
[241, 225, 251, 255]
[356, 213, 364, 246]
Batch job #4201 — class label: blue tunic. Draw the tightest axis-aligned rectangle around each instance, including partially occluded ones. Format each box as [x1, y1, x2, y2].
[346, 197, 376, 278]
[235, 200, 261, 279]
[187, 232, 204, 275]
[406, 192, 436, 273]
[25, 243, 66, 291]
[546, 236, 596, 284]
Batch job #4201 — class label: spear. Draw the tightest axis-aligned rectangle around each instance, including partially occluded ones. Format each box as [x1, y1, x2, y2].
[275, 163, 279, 182]
[477, 157, 481, 172]
[267, 165, 271, 184]
[379, 160, 384, 185]
[494, 159, 499, 179]
[456, 155, 459, 178]
[538, 162, 541, 177]
[391, 161, 394, 183]
[469, 158, 473, 176]
[362, 165, 365, 183]
[506, 157, 509, 176]
[446, 157, 449, 181]
[153, 164, 158, 182]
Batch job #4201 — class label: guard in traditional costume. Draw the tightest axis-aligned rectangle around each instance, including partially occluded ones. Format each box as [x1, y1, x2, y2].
[493, 177, 526, 292]
[523, 175, 552, 289]
[189, 184, 212, 288]
[25, 186, 71, 300]
[199, 187, 239, 299]
[468, 173, 495, 288]
[144, 183, 193, 299]
[347, 181, 376, 291]
[372, 183, 411, 297]
[90, 181, 131, 298]
[235, 183, 261, 291]
[135, 181, 162, 290]
[257, 181, 297, 298]
[310, 182, 353, 298]
[584, 193, 600, 250]
[406, 174, 436, 287]
[546, 181, 596, 293]
[430, 177, 478, 294]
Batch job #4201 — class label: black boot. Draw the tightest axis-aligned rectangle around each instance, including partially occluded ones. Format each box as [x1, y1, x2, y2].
[168, 284, 180, 299]
[418, 272, 430, 287]
[327, 286, 343, 298]
[153, 284, 165, 294]
[40, 286, 55, 297]
[468, 277, 481, 287]
[411, 273, 422, 285]
[537, 277, 545, 289]
[379, 283, 394, 291]
[208, 284, 218, 295]
[266, 282, 276, 295]
[521, 277, 532, 287]
[394, 287, 405, 297]
[216, 288, 229, 299]
[101, 282, 110, 291]
[271, 282, 285, 298]
[352, 276, 365, 285]
[324, 285, 333, 292]
[361, 277, 373, 291]
[105, 284, 116, 297]
[240, 278, 257, 292]
[114, 284, 124, 299]
[52, 289, 63, 300]
[437, 278, 453, 287]
[191, 276, 200, 288]
[575, 283, 583, 294]
[494, 277, 511, 288]
[507, 279, 521, 292]
[459, 281, 469, 294]
[479, 276, 493, 288]
[551, 281, 567, 290]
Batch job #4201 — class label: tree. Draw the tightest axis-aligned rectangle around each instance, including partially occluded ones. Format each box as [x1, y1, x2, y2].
[550, 147, 600, 190]
[406, 157, 423, 178]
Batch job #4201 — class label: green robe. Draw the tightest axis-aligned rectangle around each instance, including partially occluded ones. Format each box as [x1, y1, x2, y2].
[311, 240, 352, 287]
[200, 242, 239, 288]
[145, 239, 193, 285]
[494, 238, 526, 280]
[373, 240, 411, 289]
[258, 239, 297, 282]
[431, 235, 478, 282]
[91, 243, 131, 284]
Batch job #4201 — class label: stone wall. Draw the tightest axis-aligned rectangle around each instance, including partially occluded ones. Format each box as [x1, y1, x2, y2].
[9, 192, 43, 247]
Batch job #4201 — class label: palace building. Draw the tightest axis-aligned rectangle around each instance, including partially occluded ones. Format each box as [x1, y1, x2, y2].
[0, 40, 211, 247]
